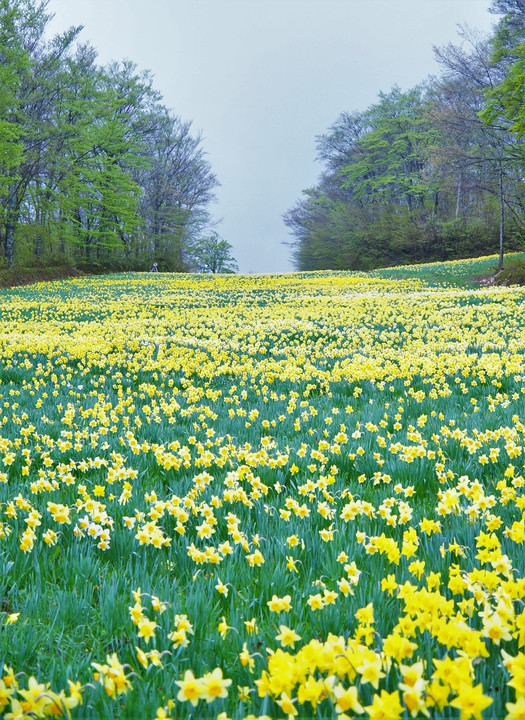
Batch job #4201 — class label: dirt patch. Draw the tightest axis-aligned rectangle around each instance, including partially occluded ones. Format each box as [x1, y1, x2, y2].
[473, 262, 525, 287]
[472, 272, 500, 287]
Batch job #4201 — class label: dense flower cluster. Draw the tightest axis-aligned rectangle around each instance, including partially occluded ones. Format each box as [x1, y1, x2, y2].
[0, 263, 524, 718]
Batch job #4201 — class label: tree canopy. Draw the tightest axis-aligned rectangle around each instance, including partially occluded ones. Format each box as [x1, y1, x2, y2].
[190, 232, 239, 274]
[0, 0, 225, 272]
[284, 2, 525, 272]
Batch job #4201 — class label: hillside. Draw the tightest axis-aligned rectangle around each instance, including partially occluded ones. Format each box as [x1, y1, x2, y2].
[0, 265, 524, 718]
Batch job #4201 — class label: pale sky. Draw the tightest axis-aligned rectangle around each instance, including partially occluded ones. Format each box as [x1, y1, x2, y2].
[47, 0, 496, 273]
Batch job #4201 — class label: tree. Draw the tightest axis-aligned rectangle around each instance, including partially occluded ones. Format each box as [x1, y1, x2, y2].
[0, 0, 28, 190]
[340, 85, 435, 211]
[483, 41, 525, 138]
[434, 27, 525, 271]
[0, 0, 49, 266]
[0, 0, 220, 270]
[284, 85, 444, 270]
[191, 232, 238, 273]
[137, 112, 218, 271]
[54, 59, 155, 266]
[284, 43, 525, 273]
[482, 1, 525, 138]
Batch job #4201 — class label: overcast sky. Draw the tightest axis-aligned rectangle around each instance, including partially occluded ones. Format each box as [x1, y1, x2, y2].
[47, 0, 496, 273]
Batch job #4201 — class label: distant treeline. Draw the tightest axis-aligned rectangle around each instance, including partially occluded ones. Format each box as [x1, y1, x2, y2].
[284, 0, 525, 272]
[0, 0, 219, 271]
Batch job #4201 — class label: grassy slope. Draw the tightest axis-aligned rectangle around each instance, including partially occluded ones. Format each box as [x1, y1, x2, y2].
[370, 252, 525, 287]
[3, 252, 524, 289]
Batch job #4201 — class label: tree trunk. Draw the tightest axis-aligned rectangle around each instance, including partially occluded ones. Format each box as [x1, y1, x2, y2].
[4, 221, 16, 268]
[455, 173, 462, 220]
[59, 209, 65, 254]
[498, 163, 504, 272]
[4, 190, 19, 268]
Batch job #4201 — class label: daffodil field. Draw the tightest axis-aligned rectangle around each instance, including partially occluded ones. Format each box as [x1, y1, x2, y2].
[1, 258, 525, 720]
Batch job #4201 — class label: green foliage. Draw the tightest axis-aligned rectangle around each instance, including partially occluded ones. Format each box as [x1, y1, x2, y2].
[482, 3, 525, 135]
[0, 0, 29, 191]
[0, 1, 218, 272]
[341, 86, 435, 209]
[482, 41, 525, 137]
[286, 18, 525, 272]
[190, 232, 239, 273]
